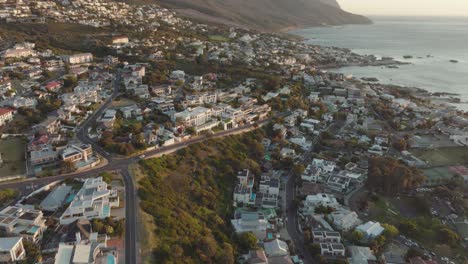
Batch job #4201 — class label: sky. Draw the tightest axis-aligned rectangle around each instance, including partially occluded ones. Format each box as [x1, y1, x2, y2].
[338, 0, 468, 16]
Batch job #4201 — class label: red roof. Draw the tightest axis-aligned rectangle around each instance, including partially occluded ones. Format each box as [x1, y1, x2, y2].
[45, 81, 61, 90]
[0, 108, 14, 116]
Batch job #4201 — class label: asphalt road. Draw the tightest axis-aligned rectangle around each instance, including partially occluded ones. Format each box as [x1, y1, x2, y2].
[1, 97, 265, 264]
[2, 69, 279, 263]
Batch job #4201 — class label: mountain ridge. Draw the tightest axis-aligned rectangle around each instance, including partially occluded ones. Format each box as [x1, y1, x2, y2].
[133, 0, 371, 31]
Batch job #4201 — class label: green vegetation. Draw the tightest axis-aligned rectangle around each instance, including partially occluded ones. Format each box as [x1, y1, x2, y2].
[367, 157, 425, 194]
[411, 147, 468, 167]
[91, 217, 125, 238]
[0, 138, 26, 177]
[138, 130, 265, 263]
[0, 188, 18, 208]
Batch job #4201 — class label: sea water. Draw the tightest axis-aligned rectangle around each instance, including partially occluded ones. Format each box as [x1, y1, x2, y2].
[292, 16, 468, 111]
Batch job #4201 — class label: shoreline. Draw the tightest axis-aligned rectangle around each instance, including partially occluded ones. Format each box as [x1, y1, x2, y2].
[288, 25, 467, 112]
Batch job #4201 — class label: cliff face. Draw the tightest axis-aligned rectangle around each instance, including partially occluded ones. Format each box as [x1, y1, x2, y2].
[150, 0, 371, 31]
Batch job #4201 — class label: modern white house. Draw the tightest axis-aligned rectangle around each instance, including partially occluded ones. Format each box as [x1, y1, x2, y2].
[312, 159, 336, 174]
[59, 177, 119, 225]
[320, 243, 345, 257]
[302, 193, 339, 215]
[233, 169, 256, 206]
[0, 237, 26, 262]
[302, 165, 322, 183]
[0, 206, 47, 243]
[355, 221, 385, 239]
[327, 208, 361, 232]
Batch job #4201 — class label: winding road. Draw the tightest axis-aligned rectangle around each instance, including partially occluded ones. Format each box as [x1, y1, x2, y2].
[0, 73, 269, 264]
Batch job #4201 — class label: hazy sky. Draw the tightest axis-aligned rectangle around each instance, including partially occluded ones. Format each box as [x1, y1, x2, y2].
[338, 0, 468, 16]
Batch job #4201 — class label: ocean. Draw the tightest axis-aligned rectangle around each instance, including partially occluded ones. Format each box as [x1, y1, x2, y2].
[292, 16, 468, 111]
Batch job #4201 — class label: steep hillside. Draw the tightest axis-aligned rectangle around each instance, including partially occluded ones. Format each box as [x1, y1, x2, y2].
[148, 0, 371, 31]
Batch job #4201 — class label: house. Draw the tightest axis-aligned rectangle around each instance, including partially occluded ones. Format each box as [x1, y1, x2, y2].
[312, 159, 336, 174]
[61, 144, 93, 165]
[231, 212, 267, 238]
[98, 109, 117, 129]
[43, 81, 62, 92]
[30, 144, 59, 167]
[62, 53, 93, 64]
[355, 221, 385, 239]
[59, 177, 119, 225]
[0, 206, 47, 243]
[279, 148, 295, 159]
[302, 193, 339, 215]
[173, 106, 216, 132]
[327, 208, 361, 231]
[0, 108, 15, 126]
[259, 175, 280, 208]
[312, 230, 341, 243]
[347, 246, 378, 264]
[264, 239, 289, 257]
[246, 250, 268, 264]
[233, 169, 256, 206]
[40, 184, 73, 212]
[301, 165, 321, 183]
[289, 136, 312, 150]
[327, 175, 351, 192]
[112, 36, 129, 45]
[32, 116, 61, 134]
[170, 70, 185, 80]
[0, 237, 26, 262]
[320, 243, 345, 257]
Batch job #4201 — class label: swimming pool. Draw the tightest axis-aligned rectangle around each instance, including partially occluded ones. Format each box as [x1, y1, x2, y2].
[28, 226, 39, 234]
[103, 205, 110, 216]
[107, 254, 116, 264]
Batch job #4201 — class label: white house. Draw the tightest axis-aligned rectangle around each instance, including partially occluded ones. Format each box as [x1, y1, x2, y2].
[327, 208, 361, 231]
[355, 221, 385, 239]
[320, 243, 345, 257]
[0, 108, 15, 126]
[0, 237, 26, 262]
[59, 177, 119, 225]
[312, 159, 336, 174]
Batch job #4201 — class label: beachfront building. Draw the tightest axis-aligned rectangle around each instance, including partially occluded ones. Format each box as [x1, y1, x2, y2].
[59, 177, 119, 225]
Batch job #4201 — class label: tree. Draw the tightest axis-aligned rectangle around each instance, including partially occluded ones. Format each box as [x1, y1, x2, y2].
[437, 228, 459, 245]
[237, 232, 258, 252]
[393, 138, 409, 152]
[399, 220, 417, 235]
[60, 160, 77, 174]
[350, 230, 364, 243]
[382, 223, 399, 238]
[367, 157, 425, 194]
[308, 243, 321, 257]
[292, 164, 305, 177]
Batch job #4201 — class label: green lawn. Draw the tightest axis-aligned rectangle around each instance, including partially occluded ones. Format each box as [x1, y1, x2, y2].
[208, 35, 229, 42]
[411, 147, 468, 167]
[111, 98, 137, 108]
[422, 167, 458, 186]
[0, 138, 26, 177]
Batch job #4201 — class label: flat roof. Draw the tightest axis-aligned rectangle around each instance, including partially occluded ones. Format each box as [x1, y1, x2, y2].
[73, 244, 91, 263]
[0, 237, 22, 251]
[55, 244, 73, 264]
